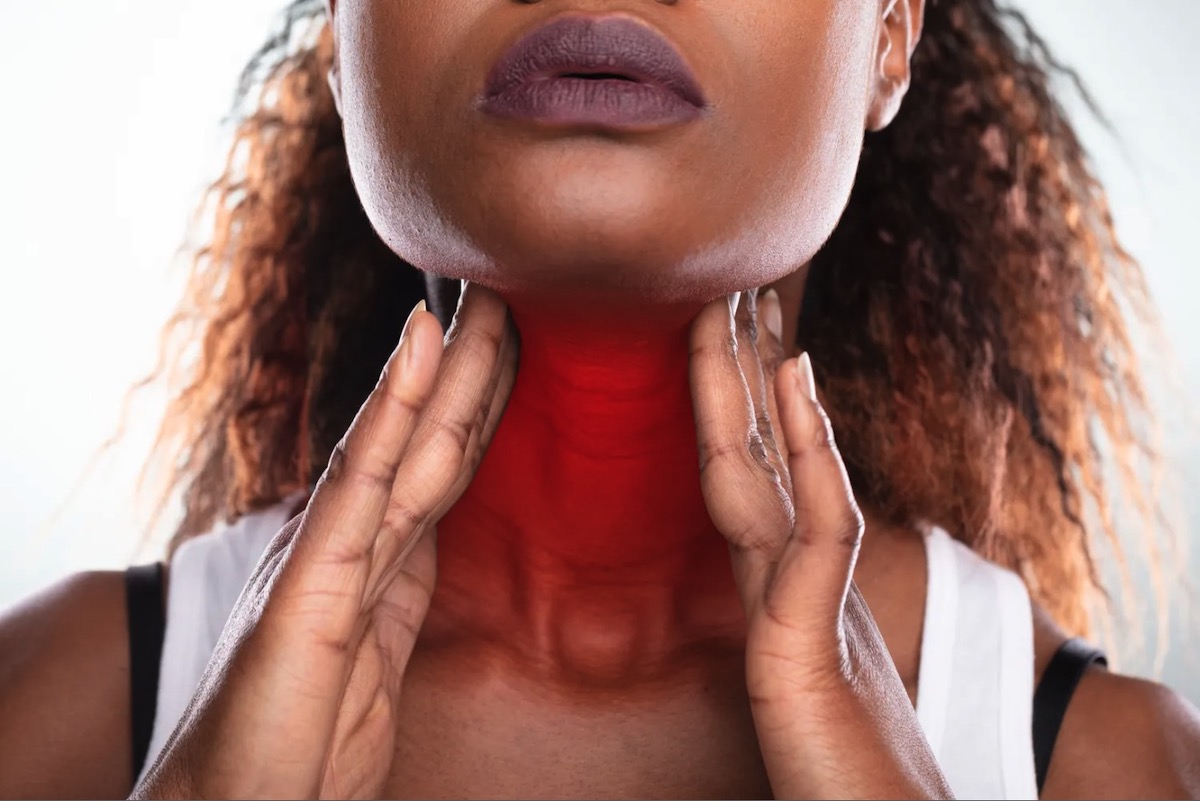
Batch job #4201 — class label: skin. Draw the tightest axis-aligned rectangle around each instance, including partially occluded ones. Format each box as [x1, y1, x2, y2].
[0, 0, 1198, 798]
[334, 0, 899, 311]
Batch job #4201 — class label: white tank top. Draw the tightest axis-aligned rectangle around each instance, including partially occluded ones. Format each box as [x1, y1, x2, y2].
[139, 499, 1039, 799]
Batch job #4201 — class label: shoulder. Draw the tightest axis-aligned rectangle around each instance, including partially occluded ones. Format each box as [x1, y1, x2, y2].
[0, 570, 148, 797]
[1032, 608, 1200, 800]
[1044, 669, 1200, 799]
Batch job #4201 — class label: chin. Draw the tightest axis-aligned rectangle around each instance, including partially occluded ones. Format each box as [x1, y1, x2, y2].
[357, 145, 827, 306]
[412, 189, 750, 304]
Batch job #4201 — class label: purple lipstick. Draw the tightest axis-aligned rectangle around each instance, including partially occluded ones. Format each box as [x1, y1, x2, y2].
[480, 15, 709, 130]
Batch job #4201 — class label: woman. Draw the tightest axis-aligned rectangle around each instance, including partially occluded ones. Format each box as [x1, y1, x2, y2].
[1, 0, 1197, 797]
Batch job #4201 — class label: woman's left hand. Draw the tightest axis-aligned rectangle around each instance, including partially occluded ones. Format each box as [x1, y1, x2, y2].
[689, 289, 954, 800]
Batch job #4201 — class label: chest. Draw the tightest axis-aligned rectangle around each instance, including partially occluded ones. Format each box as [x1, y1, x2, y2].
[383, 647, 776, 799]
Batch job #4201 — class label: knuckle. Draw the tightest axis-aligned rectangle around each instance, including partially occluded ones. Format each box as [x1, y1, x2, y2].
[324, 440, 350, 483]
[324, 442, 393, 491]
[702, 427, 782, 483]
[383, 494, 427, 530]
[697, 437, 742, 476]
[310, 631, 353, 657]
[376, 503, 427, 560]
[380, 380, 426, 418]
[808, 402, 838, 450]
[788, 516, 822, 549]
[689, 326, 738, 364]
[725, 517, 778, 554]
[471, 391, 493, 441]
[428, 412, 473, 455]
[746, 429, 775, 476]
[759, 589, 803, 633]
[451, 323, 503, 364]
[835, 508, 866, 549]
[755, 413, 780, 450]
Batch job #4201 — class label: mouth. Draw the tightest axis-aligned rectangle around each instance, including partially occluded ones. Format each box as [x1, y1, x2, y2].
[480, 15, 709, 129]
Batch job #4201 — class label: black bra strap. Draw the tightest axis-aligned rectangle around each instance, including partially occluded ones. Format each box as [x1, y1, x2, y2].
[124, 562, 167, 781]
[1033, 637, 1107, 793]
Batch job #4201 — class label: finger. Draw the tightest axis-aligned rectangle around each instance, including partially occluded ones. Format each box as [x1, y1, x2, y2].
[290, 299, 442, 576]
[363, 304, 517, 602]
[430, 310, 520, 521]
[321, 626, 395, 798]
[690, 293, 793, 608]
[756, 289, 789, 462]
[733, 289, 788, 487]
[480, 314, 520, 445]
[194, 301, 442, 797]
[370, 282, 511, 574]
[769, 353, 865, 628]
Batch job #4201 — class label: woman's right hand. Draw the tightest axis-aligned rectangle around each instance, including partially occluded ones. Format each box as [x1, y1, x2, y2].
[131, 282, 519, 800]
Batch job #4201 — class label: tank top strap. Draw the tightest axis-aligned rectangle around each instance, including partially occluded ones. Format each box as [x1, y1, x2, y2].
[915, 525, 1038, 800]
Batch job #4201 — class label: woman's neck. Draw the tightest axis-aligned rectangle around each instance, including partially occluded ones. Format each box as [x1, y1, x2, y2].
[430, 301, 747, 680]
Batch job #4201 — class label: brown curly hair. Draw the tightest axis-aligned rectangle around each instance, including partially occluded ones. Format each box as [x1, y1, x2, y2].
[133, 0, 1186, 640]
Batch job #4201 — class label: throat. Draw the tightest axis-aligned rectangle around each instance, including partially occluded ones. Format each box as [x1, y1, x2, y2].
[430, 301, 746, 679]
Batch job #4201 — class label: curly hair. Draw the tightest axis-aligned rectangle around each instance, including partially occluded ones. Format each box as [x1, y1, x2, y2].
[132, 0, 1185, 640]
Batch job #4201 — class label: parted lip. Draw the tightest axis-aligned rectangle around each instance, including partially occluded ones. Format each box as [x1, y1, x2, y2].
[482, 14, 708, 108]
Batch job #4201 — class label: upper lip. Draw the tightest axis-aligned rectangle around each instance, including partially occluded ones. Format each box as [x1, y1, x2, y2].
[482, 15, 708, 108]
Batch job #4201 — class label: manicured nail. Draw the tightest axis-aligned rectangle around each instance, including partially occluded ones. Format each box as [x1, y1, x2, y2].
[762, 289, 783, 342]
[446, 281, 471, 346]
[727, 291, 742, 319]
[796, 351, 817, 403]
[399, 299, 426, 370]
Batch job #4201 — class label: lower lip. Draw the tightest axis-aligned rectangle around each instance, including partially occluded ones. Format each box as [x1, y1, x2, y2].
[480, 77, 703, 129]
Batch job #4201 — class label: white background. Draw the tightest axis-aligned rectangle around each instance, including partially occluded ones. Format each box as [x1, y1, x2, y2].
[0, 1, 1197, 705]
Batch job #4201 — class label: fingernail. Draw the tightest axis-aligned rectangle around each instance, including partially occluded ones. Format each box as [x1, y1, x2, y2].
[762, 289, 783, 342]
[796, 351, 817, 403]
[727, 291, 742, 318]
[399, 299, 426, 371]
[447, 281, 471, 346]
